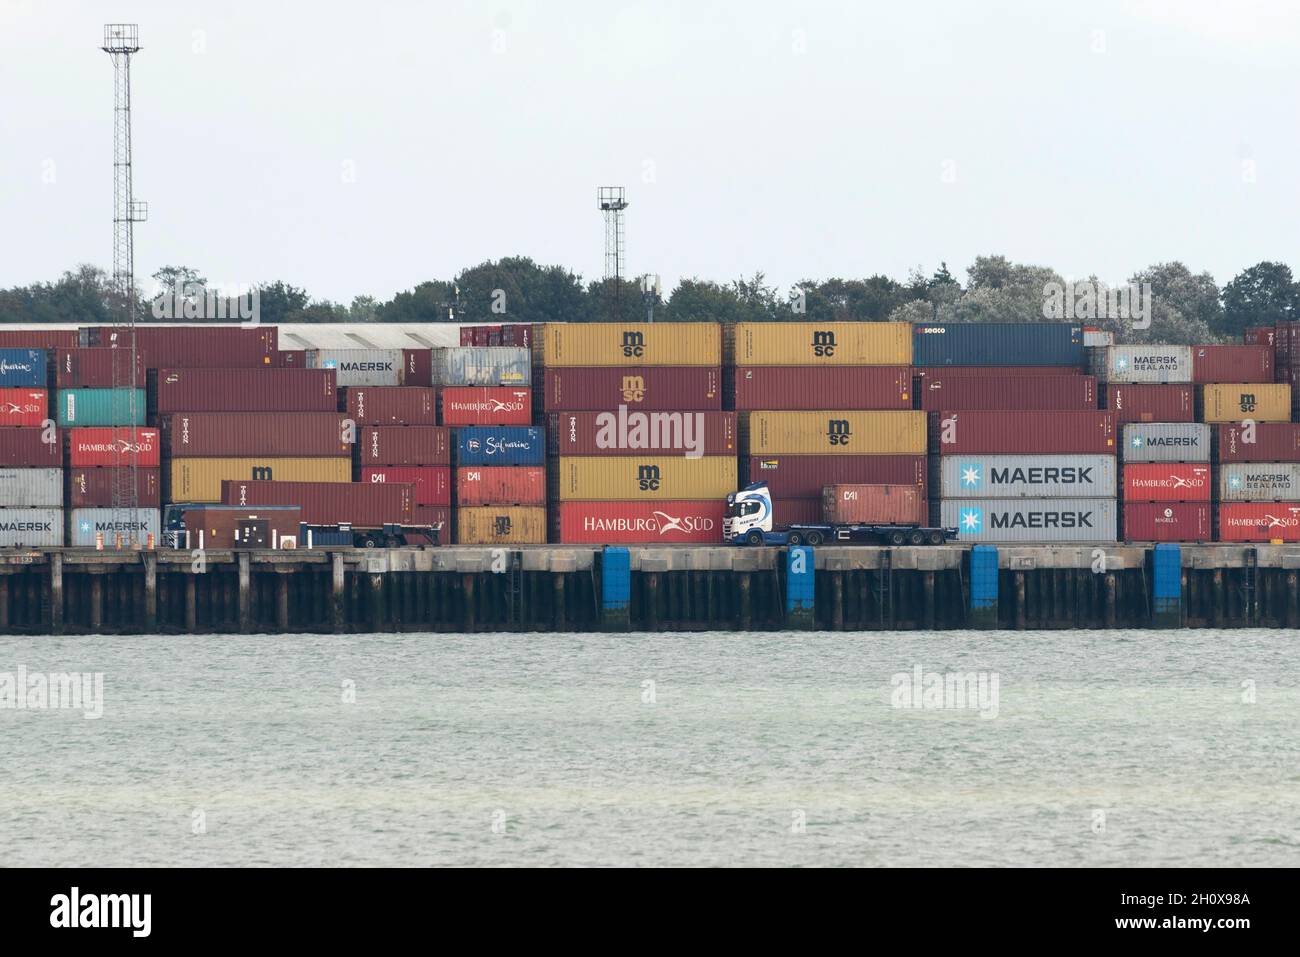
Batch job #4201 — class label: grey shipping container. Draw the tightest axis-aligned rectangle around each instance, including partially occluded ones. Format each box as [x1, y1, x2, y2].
[939, 498, 1117, 543]
[1218, 463, 1300, 502]
[1088, 345, 1193, 383]
[68, 507, 162, 547]
[935, 455, 1116, 498]
[433, 347, 531, 387]
[0, 507, 64, 547]
[0, 467, 63, 507]
[305, 349, 403, 387]
[1122, 423, 1211, 463]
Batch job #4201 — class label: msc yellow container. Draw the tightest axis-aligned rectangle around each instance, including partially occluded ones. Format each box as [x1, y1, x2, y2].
[170, 457, 352, 502]
[456, 506, 547, 544]
[746, 411, 927, 455]
[733, 322, 912, 366]
[1200, 384, 1292, 423]
[540, 323, 720, 367]
[556, 456, 738, 500]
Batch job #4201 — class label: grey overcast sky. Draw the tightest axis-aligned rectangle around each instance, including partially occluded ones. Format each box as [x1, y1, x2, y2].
[2, 0, 1297, 303]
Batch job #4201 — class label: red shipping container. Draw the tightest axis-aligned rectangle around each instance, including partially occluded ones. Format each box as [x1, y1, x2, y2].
[1191, 345, 1274, 383]
[161, 413, 351, 457]
[456, 466, 545, 505]
[918, 374, 1096, 411]
[55, 348, 145, 388]
[1101, 384, 1194, 424]
[460, 328, 474, 346]
[544, 368, 722, 412]
[0, 388, 47, 426]
[68, 427, 162, 467]
[472, 328, 490, 347]
[345, 387, 437, 425]
[0, 330, 79, 350]
[931, 411, 1118, 454]
[1243, 327, 1276, 348]
[733, 366, 911, 411]
[402, 349, 433, 387]
[487, 326, 503, 347]
[84, 326, 277, 368]
[555, 500, 725, 544]
[67, 467, 162, 507]
[1217, 502, 1300, 541]
[360, 426, 451, 466]
[501, 324, 532, 347]
[0, 427, 61, 467]
[821, 484, 925, 524]
[1214, 423, 1300, 462]
[749, 454, 926, 499]
[441, 387, 532, 426]
[1123, 502, 1212, 542]
[156, 368, 337, 413]
[277, 350, 307, 367]
[772, 498, 822, 526]
[911, 366, 1081, 380]
[360, 466, 450, 506]
[221, 480, 414, 526]
[1122, 463, 1211, 502]
[412, 506, 452, 537]
[547, 411, 737, 456]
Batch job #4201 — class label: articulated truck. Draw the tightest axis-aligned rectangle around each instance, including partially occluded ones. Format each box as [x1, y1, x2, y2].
[724, 481, 957, 546]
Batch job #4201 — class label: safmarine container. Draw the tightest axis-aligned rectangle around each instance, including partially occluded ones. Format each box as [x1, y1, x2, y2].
[360, 426, 451, 466]
[912, 323, 1084, 367]
[731, 322, 911, 366]
[1088, 345, 1193, 383]
[156, 369, 336, 413]
[732, 367, 911, 410]
[68, 468, 161, 507]
[82, 326, 277, 367]
[540, 322, 720, 366]
[67, 427, 161, 467]
[360, 466, 451, 506]
[1123, 503, 1212, 542]
[1216, 503, 1300, 542]
[68, 508, 161, 547]
[0, 389, 48, 426]
[939, 498, 1117, 543]
[457, 506, 547, 544]
[931, 411, 1117, 455]
[555, 456, 736, 501]
[1213, 423, 1300, 462]
[433, 347, 531, 386]
[171, 457, 352, 502]
[1122, 463, 1211, 502]
[1199, 384, 1291, 423]
[1192, 345, 1274, 383]
[918, 375, 1096, 411]
[821, 484, 924, 524]
[936, 454, 1116, 498]
[0, 508, 64, 546]
[1218, 463, 1300, 501]
[555, 500, 726, 544]
[456, 426, 545, 466]
[222, 480, 415, 526]
[56, 389, 145, 426]
[1101, 384, 1194, 424]
[1122, 423, 1211, 463]
[546, 411, 736, 457]
[161, 413, 351, 458]
[345, 387, 437, 425]
[0, 427, 61, 467]
[746, 411, 926, 455]
[543, 368, 721, 412]
[0, 349, 47, 387]
[456, 466, 545, 506]
[55, 348, 144, 388]
[441, 387, 532, 426]
[0, 468, 62, 507]
[748, 455, 926, 499]
[305, 349, 403, 386]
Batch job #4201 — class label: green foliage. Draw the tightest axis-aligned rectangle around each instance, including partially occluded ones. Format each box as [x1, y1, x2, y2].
[1220, 261, 1300, 339]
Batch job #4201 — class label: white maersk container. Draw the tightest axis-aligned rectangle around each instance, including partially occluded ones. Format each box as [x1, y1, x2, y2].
[432, 347, 531, 387]
[305, 349, 403, 387]
[1088, 345, 1193, 384]
[0, 508, 64, 547]
[936, 455, 1116, 498]
[1121, 423, 1211, 463]
[68, 508, 162, 547]
[940, 498, 1117, 543]
[1218, 463, 1300, 502]
[0, 468, 63, 508]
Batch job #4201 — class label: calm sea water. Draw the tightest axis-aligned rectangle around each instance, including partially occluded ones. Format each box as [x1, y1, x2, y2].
[1, 629, 1297, 867]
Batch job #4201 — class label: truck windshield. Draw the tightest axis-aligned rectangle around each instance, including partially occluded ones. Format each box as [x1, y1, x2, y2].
[727, 501, 762, 519]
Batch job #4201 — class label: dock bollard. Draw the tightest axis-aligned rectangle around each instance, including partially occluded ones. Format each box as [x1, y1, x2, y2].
[785, 546, 814, 630]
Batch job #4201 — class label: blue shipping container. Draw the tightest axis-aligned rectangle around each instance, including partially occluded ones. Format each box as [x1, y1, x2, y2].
[456, 426, 544, 466]
[912, 323, 1084, 367]
[0, 349, 47, 387]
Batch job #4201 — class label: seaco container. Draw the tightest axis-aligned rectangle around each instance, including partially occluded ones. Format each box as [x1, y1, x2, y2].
[156, 368, 337, 413]
[1192, 345, 1274, 383]
[1199, 383, 1292, 423]
[1122, 463, 1211, 502]
[161, 413, 351, 458]
[441, 387, 532, 426]
[457, 426, 545, 466]
[0, 468, 62, 508]
[749, 455, 926, 499]
[540, 322, 720, 367]
[1122, 423, 1211, 463]
[912, 323, 1084, 367]
[345, 387, 437, 425]
[1216, 503, 1300, 542]
[1088, 345, 1193, 383]
[433, 347, 531, 387]
[556, 500, 726, 544]
[931, 410, 1117, 455]
[0, 508, 64, 546]
[0, 349, 48, 387]
[821, 484, 925, 525]
[547, 411, 736, 457]
[1213, 423, 1300, 462]
[67, 427, 161, 467]
[940, 498, 1117, 543]
[456, 466, 545, 506]
[732, 366, 911, 410]
[0, 389, 48, 426]
[456, 506, 547, 545]
[1123, 502, 1212, 542]
[746, 411, 926, 455]
[1218, 463, 1300, 502]
[83, 326, 277, 367]
[54, 348, 144, 388]
[68, 508, 161, 547]
[305, 349, 403, 386]
[730, 322, 911, 366]
[0, 427, 62, 467]
[918, 374, 1096, 411]
[555, 456, 737, 501]
[222, 480, 415, 526]
[68, 467, 161, 507]
[360, 426, 451, 466]
[544, 368, 721, 412]
[1100, 383, 1194, 424]
[936, 454, 1116, 498]
[171, 457, 351, 502]
[360, 466, 451, 506]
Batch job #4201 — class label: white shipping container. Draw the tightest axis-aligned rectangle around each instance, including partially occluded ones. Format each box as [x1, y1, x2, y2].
[0, 468, 63, 508]
[1218, 463, 1300, 502]
[433, 347, 531, 387]
[305, 349, 403, 387]
[0, 508, 64, 546]
[68, 508, 162, 547]
[1083, 330, 1115, 347]
[936, 455, 1116, 498]
[940, 498, 1117, 543]
[1122, 423, 1211, 463]
[1088, 345, 1193, 383]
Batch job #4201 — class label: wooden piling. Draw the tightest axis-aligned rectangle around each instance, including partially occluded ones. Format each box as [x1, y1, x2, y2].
[238, 551, 252, 634]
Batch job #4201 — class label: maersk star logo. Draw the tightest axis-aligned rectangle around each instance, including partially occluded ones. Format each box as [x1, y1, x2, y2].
[1116, 356, 1129, 371]
[1229, 475, 1242, 490]
[323, 359, 337, 369]
[80, 521, 91, 533]
[1131, 435, 1143, 448]
[959, 508, 982, 533]
[959, 462, 982, 488]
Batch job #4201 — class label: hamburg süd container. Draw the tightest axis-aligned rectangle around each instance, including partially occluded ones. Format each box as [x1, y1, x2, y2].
[939, 498, 1118, 543]
[57, 389, 146, 426]
[748, 455, 926, 499]
[433, 347, 531, 387]
[936, 454, 1116, 498]
[0, 427, 62, 467]
[360, 466, 451, 506]
[1213, 423, 1300, 462]
[344, 387, 437, 425]
[82, 326, 277, 367]
[546, 411, 736, 457]
[1100, 384, 1194, 424]
[161, 413, 351, 458]
[540, 322, 720, 367]
[0, 349, 48, 387]
[730, 322, 911, 366]
[544, 368, 721, 412]
[555, 456, 737, 501]
[745, 411, 926, 455]
[912, 322, 1084, 368]
[1199, 383, 1292, 423]
[1122, 423, 1211, 463]
[179, 505, 304, 549]
[732, 366, 911, 410]
[1122, 463, 1211, 502]
[68, 467, 161, 507]
[441, 387, 532, 426]
[0, 468, 62, 508]
[68, 508, 162, 547]
[171, 457, 352, 502]
[1192, 345, 1274, 383]
[359, 426, 452, 466]
[0, 388, 48, 426]
[221, 480, 415, 526]
[930, 410, 1117, 455]
[1216, 503, 1300, 542]
[455, 466, 545, 506]
[456, 506, 547, 544]
[67, 427, 161, 467]
[918, 374, 1096, 411]
[820, 484, 925, 525]
[555, 500, 726, 544]
[1122, 502, 1212, 542]
[0, 508, 64, 547]
[305, 348, 404, 387]
[156, 369, 336, 413]
[1218, 463, 1300, 502]
[1088, 345, 1193, 383]
[456, 426, 545, 466]
[54, 348, 144, 388]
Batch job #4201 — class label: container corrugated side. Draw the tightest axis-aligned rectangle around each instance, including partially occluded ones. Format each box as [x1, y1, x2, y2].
[913, 323, 1084, 367]
[746, 411, 926, 455]
[0, 508, 64, 546]
[732, 367, 911, 410]
[68, 467, 161, 507]
[748, 455, 926, 498]
[1218, 463, 1300, 501]
[1199, 384, 1292, 423]
[455, 466, 545, 505]
[68, 427, 161, 467]
[930, 410, 1117, 454]
[0, 468, 62, 507]
[936, 454, 1116, 498]
[441, 387, 532, 426]
[1123, 502, 1212, 542]
[1100, 384, 1194, 424]
[161, 413, 351, 457]
[0, 427, 62, 467]
[344, 387, 437, 425]
[456, 426, 545, 466]
[156, 369, 336, 413]
[433, 347, 531, 386]
[821, 484, 924, 524]
[0, 389, 48, 426]
[1192, 345, 1274, 383]
[544, 368, 721, 412]
[171, 457, 352, 502]
[402, 349, 432, 387]
[541, 323, 720, 366]
[555, 456, 737, 501]
[940, 498, 1117, 542]
[221, 480, 415, 526]
[731, 322, 911, 365]
[305, 349, 403, 386]
[1213, 423, 1300, 462]
[546, 411, 737, 456]
[68, 508, 161, 547]
[0, 349, 47, 387]
[55, 348, 144, 388]
[1122, 463, 1211, 502]
[0, 330, 78, 350]
[56, 389, 145, 426]
[1122, 423, 1211, 463]
[360, 466, 451, 506]
[918, 374, 1096, 411]
[456, 506, 547, 544]
[555, 501, 725, 543]
[359, 426, 451, 466]
[1216, 503, 1300, 541]
[83, 326, 277, 368]
[1088, 345, 1193, 383]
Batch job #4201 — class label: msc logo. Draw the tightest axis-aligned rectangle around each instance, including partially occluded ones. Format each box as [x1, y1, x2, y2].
[811, 330, 836, 357]
[621, 375, 646, 403]
[1239, 393, 1256, 413]
[827, 418, 851, 447]
[493, 516, 512, 536]
[637, 464, 661, 491]
[621, 331, 645, 358]
[251, 466, 273, 480]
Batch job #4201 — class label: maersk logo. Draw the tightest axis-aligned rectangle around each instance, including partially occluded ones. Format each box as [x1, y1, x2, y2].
[0, 521, 52, 532]
[1130, 435, 1144, 449]
[992, 465, 1093, 485]
[1229, 475, 1243, 490]
[959, 507, 982, 533]
[990, 510, 1093, 529]
[959, 463, 982, 489]
[80, 520, 150, 533]
[341, 361, 393, 372]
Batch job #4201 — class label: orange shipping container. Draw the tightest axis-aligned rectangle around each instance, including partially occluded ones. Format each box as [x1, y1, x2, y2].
[820, 484, 925, 525]
[456, 506, 547, 544]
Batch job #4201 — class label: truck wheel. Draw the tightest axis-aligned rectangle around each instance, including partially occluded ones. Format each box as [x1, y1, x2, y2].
[745, 530, 764, 546]
[787, 532, 803, 546]
[362, 535, 380, 548]
[909, 530, 925, 546]
[927, 530, 944, 546]
[805, 530, 824, 545]
[889, 531, 906, 546]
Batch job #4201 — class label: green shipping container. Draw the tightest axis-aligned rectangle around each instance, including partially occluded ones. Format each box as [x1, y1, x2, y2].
[57, 389, 147, 426]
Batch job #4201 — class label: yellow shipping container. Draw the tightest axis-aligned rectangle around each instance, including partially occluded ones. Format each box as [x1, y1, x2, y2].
[457, 506, 547, 544]
[541, 322, 720, 367]
[170, 457, 352, 502]
[557, 456, 737, 500]
[1200, 384, 1292, 423]
[746, 411, 927, 455]
[733, 322, 912, 366]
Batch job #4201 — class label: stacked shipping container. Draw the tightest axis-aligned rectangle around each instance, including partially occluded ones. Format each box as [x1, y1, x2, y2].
[0, 348, 63, 545]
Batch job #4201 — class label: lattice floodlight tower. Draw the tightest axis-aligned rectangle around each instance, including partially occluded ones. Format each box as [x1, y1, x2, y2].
[598, 187, 628, 321]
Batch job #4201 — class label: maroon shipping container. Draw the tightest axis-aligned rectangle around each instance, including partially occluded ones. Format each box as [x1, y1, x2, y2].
[360, 426, 452, 466]
[161, 413, 351, 457]
[918, 374, 1097, 411]
[547, 411, 738, 456]
[441, 387, 532, 426]
[931, 411, 1118, 454]
[501, 324, 532, 348]
[1276, 324, 1300, 366]
[1191, 345, 1274, 383]
[55, 348, 145, 388]
[68, 467, 162, 507]
[1101, 384, 1194, 425]
[84, 326, 277, 368]
[749, 454, 927, 499]
[1244, 327, 1276, 348]
[402, 349, 433, 387]
[413, 505, 452, 533]
[459, 328, 474, 346]
[345, 387, 437, 425]
[156, 368, 337, 413]
[773, 498, 822, 527]
[68, 427, 162, 467]
[360, 466, 450, 506]
[911, 366, 1081, 380]
[0, 330, 79, 350]
[221, 480, 414, 526]
[821, 483, 925, 524]
[733, 366, 911, 411]
[1214, 423, 1300, 462]
[277, 349, 307, 367]
[1123, 502, 1212, 542]
[544, 368, 722, 412]
[0, 427, 62, 467]
[456, 466, 545, 505]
